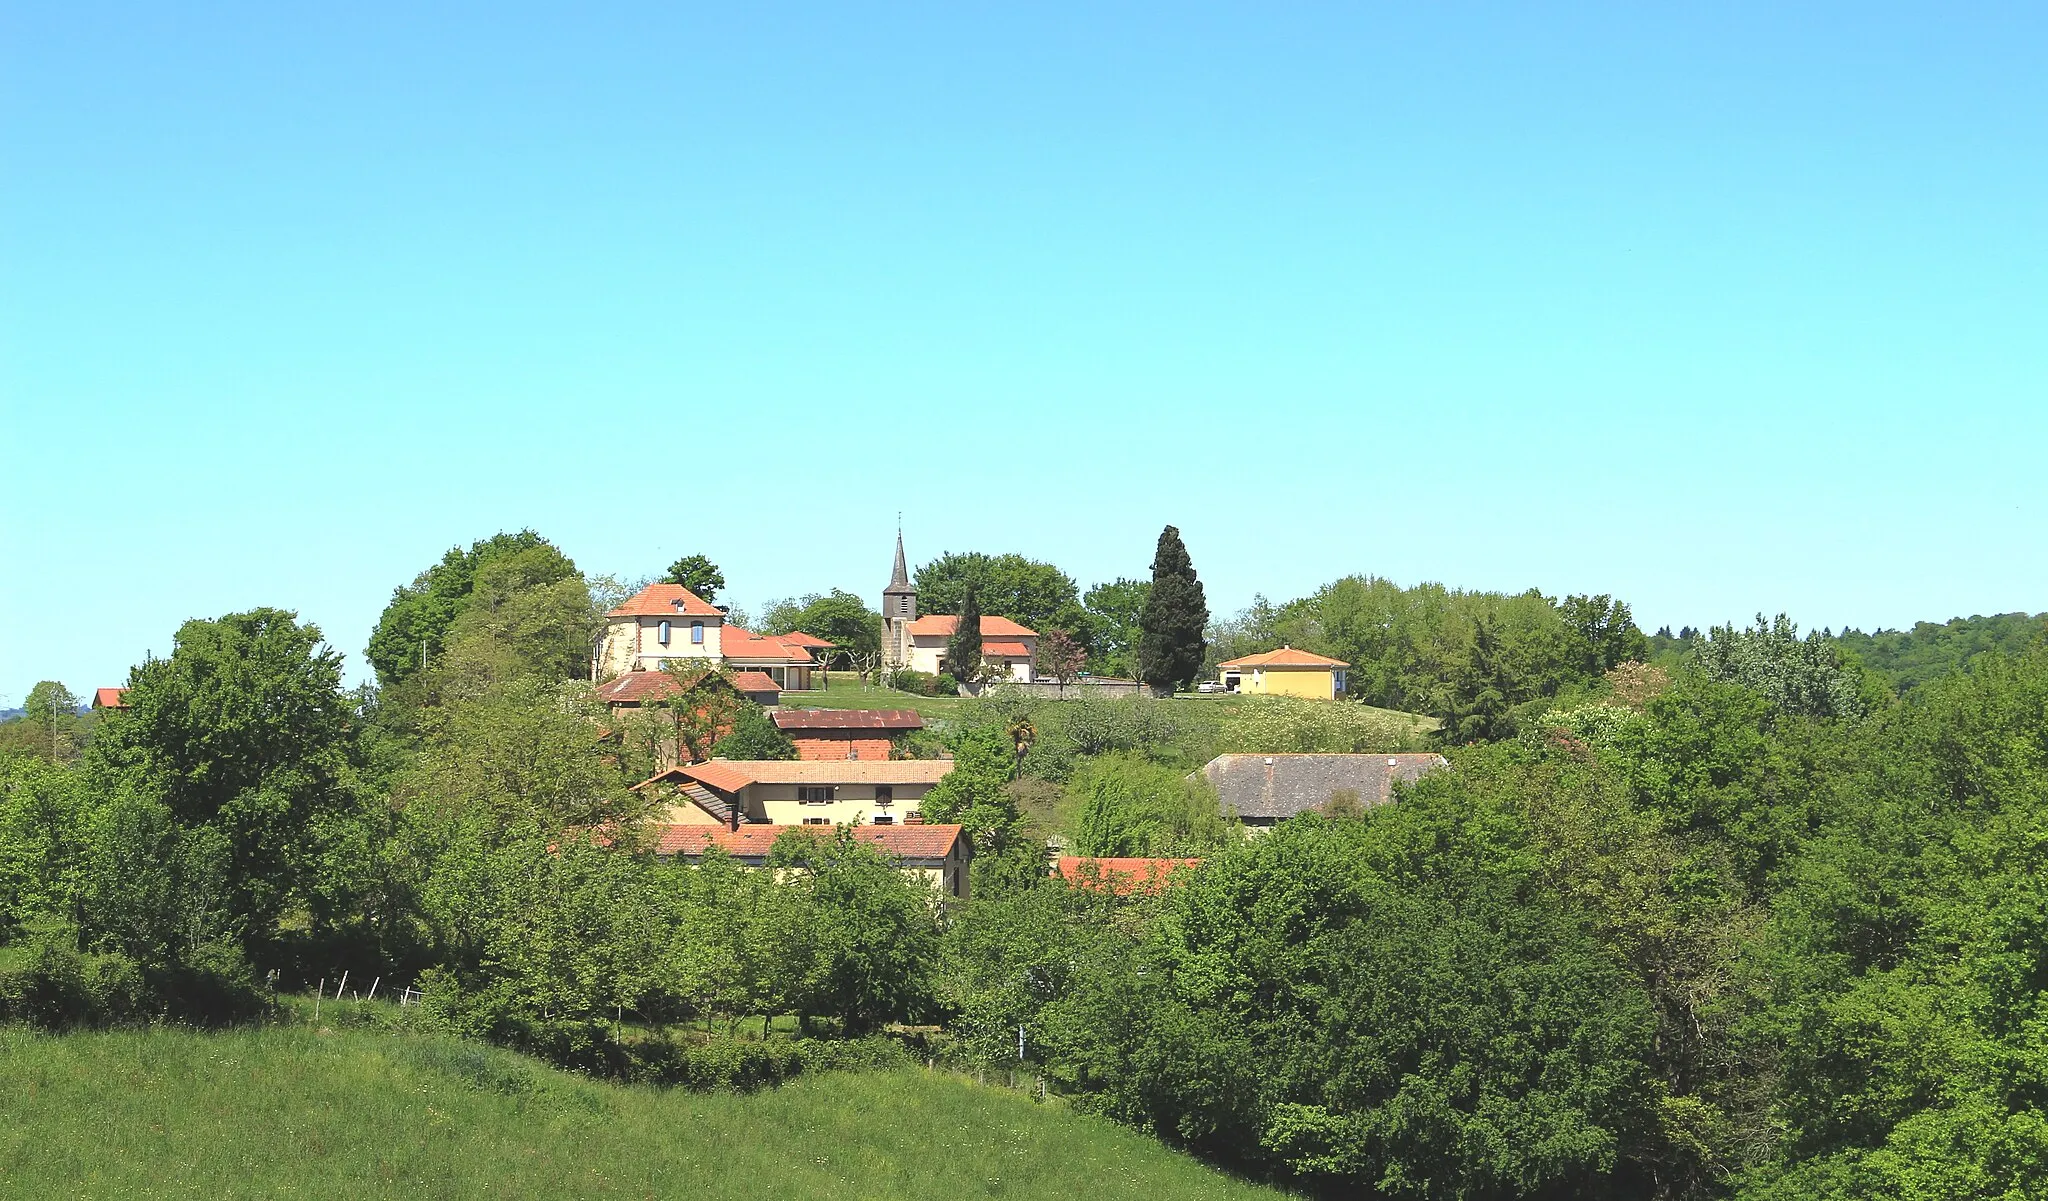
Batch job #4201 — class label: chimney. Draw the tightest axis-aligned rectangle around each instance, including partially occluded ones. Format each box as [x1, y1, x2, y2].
[906, 811, 925, 825]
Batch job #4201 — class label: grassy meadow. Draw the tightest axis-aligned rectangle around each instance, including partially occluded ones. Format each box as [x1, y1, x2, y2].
[0, 1023, 1280, 1200]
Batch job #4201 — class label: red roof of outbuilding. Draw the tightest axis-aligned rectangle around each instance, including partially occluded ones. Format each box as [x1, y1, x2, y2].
[729, 671, 782, 694]
[93, 687, 130, 709]
[778, 631, 835, 649]
[596, 672, 688, 705]
[773, 709, 924, 731]
[1056, 856, 1202, 895]
[675, 761, 756, 794]
[981, 640, 1032, 658]
[607, 584, 723, 618]
[1218, 646, 1351, 669]
[906, 614, 1037, 638]
[650, 823, 965, 861]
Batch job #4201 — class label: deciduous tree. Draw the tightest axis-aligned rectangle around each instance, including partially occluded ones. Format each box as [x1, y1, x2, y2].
[662, 554, 725, 603]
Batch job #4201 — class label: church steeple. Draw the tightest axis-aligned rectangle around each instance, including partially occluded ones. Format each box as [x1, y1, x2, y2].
[882, 525, 917, 668]
[888, 527, 911, 592]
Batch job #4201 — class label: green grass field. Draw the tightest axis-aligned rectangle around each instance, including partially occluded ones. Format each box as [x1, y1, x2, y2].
[0, 1024, 1278, 1200]
[783, 675, 969, 718]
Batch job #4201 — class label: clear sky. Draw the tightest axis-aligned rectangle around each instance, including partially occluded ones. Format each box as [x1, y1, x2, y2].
[3, 2, 2044, 705]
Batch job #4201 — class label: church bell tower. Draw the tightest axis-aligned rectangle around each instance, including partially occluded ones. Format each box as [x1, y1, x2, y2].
[882, 527, 917, 669]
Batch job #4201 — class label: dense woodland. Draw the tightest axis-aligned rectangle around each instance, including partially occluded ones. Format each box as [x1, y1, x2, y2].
[5, 529, 2048, 1200]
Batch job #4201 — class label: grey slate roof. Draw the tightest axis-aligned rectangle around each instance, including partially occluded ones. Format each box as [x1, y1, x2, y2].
[1199, 753, 1448, 821]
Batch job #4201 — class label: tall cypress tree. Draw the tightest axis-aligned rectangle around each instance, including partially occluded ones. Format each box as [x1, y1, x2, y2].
[947, 585, 984, 679]
[1138, 525, 1208, 695]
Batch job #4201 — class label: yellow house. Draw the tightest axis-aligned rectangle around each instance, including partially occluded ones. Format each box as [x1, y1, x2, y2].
[1217, 647, 1350, 700]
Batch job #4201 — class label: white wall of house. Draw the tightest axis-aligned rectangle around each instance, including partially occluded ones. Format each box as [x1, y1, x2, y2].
[747, 781, 933, 826]
[596, 615, 725, 677]
[905, 634, 1036, 681]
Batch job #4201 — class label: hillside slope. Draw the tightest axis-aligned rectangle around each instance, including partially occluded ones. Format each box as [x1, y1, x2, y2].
[0, 1025, 1278, 1200]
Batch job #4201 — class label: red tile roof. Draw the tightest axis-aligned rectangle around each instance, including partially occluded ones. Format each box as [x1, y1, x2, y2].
[93, 687, 130, 709]
[650, 823, 964, 861]
[607, 583, 723, 618]
[1056, 857, 1202, 895]
[773, 709, 924, 731]
[981, 640, 1032, 658]
[677, 761, 756, 793]
[721, 627, 816, 663]
[729, 671, 782, 695]
[1218, 646, 1351, 669]
[906, 614, 1037, 638]
[596, 672, 688, 705]
[777, 631, 835, 649]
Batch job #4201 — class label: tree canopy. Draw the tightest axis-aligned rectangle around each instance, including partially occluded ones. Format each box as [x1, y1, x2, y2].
[915, 551, 1087, 637]
[662, 554, 725, 603]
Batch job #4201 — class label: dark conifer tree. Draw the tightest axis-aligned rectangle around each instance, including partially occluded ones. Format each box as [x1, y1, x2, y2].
[1137, 525, 1208, 695]
[947, 585, 983, 679]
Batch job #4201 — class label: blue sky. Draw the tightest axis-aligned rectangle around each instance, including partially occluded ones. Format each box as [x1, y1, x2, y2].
[3, 2, 2044, 704]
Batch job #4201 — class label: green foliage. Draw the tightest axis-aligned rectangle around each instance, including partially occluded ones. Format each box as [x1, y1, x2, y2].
[758, 589, 885, 665]
[922, 726, 1038, 895]
[366, 531, 591, 689]
[14, 681, 86, 761]
[1693, 614, 1870, 720]
[1221, 575, 1652, 727]
[1835, 611, 2047, 699]
[661, 553, 725, 602]
[713, 705, 798, 760]
[767, 828, 941, 1034]
[1064, 754, 1231, 857]
[1138, 526, 1209, 694]
[85, 608, 362, 957]
[1084, 577, 1152, 677]
[0, 755, 87, 937]
[882, 668, 959, 697]
[401, 677, 638, 833]
[946, 584, 984, 678]
[915, 550, 1088, 636]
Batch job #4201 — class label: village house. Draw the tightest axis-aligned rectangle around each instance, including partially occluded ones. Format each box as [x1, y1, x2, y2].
[1217, 646, 1350, 699]
[771, 708, 923, 761]
[650, 822, 972, 899]
[592, 583, 820, 690]
[639, 758, 956, 827]
[1199, 752, 1448, 831]
[880, 530, 1039, 681]
[92, 687, 129, 710]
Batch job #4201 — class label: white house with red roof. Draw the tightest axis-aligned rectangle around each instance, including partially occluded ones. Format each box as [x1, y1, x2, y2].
[592, 583, 820, 689]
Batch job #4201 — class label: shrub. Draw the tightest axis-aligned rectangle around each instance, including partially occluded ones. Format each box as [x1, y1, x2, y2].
[884, 670, 958, 697]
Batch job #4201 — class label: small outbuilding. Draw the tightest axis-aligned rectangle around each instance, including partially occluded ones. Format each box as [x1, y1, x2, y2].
[1217, 647, 1351, 699]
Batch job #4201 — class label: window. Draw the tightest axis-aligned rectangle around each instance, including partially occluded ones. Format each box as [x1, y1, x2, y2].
[871, 815, 894, 825]
[657, 620, 671, 646]
[690, 621, 705, 644]
[803, 817, 831, 825]
[874, 786, 894, 806]
[798, 786, 836, 804]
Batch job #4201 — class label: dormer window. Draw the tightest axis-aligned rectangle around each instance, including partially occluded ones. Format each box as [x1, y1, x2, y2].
[657, 620, 671, 646]
[690, 621, 705, 644]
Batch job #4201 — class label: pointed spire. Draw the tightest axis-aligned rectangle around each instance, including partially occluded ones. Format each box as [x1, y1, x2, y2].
[887, 525, 912, 592]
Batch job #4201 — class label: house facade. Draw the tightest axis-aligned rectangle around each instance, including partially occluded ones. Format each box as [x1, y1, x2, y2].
[650, 823, 971, 899]
[643, 758, 957, 827]
[593, 583, 817, 689]
[772, 708, 924, 761]
[1217, 647, 1350, 699]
